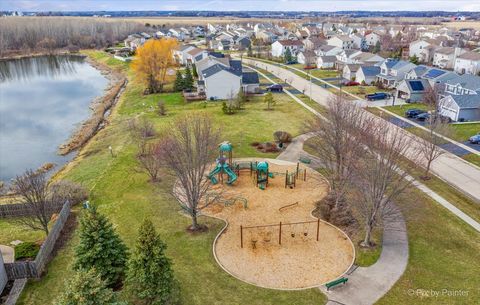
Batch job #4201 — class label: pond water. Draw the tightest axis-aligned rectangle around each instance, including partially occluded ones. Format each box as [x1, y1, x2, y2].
[0, 55, 108, 182]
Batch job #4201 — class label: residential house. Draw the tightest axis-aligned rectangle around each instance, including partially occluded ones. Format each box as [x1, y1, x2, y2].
[316, 56, 337, 69]
[365, 32, 381, 47]
[303, 37, 326, 50]
[433, 47, 466, 69]
[174, 45, 196, 65]
[297, 50, 317, 66]
[409, 39, 441, 63]
[271, 40, 303, 57]
[356, 66, 381, 85]
[200, 60, 242, 100]
[438, 74, 480, 121]
[454, 51, 480, 75]
[185, 48, 208, 66]
[315, 45, 343, 57]
[350, 33, 367, 50]
[376, 59, 417, 88]
[343, 64, 361, 81]
[327, 35, 355, 50]
[396, 79, 431, 102]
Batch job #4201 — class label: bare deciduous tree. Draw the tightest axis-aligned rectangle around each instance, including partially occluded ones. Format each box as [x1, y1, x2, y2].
[160, 114, 220, 231]
[11, 170, 86, 235]
[352, 122, 414, 247]
[307, 95, 369, 210]
[137, 142, 165, 183]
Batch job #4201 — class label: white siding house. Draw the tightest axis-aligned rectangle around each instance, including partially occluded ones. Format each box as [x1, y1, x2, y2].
[271, 40, 303, 57]
[327, 35, 355, 50]
[365, 32, 381, 47]
[454, 51, 480, 75]
[202, 65, 241, 100]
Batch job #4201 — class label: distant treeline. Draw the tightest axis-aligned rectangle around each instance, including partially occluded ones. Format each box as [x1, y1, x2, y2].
[0, 17, 145, 57]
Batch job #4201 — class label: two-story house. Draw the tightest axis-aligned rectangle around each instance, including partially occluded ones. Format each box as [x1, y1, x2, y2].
[376, 59, 417, 88]
[327, 35, 355, 50]
[271, 40, 303, 57]
[433, 47, 466, 69]
[438, 74, 480, 121]
[454, 51, 480, 75]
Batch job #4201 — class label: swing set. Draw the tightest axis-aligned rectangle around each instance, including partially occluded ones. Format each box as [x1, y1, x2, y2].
[240, 219, 321, 248]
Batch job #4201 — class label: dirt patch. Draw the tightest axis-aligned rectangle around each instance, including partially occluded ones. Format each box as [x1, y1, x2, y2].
[203, 159, 354, 289]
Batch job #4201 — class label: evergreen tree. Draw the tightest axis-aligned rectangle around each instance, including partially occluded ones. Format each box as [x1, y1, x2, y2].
[74, 206, 128, 287]
[409, 54, 419, 65]
[247, 44, 253, 57]
[264, 91, 276, 110]
[56, 268, 126, 305]
[284, 48, 293, 64]
[191, 63, 198, 78]
[184, 66, 194, 90]
[126, 219, 177, 305]
[173, 70, 184, 92]
[373, 40, 381, 54]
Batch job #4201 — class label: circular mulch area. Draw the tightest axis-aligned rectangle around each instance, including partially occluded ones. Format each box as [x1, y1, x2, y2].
[203, 158, 355, 290]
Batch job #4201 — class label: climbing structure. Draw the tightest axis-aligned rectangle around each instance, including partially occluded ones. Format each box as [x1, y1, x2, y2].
[208, 141, 238, 185]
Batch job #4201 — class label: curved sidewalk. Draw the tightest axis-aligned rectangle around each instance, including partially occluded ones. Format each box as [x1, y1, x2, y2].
[277, 134, 409, 305]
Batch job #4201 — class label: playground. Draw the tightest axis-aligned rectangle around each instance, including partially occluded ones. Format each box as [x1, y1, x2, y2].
[203, 144, 354, 289]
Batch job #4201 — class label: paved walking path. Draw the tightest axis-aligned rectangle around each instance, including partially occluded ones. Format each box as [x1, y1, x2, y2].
[243, 58, 480, 203]
[277, 134, 409, 305]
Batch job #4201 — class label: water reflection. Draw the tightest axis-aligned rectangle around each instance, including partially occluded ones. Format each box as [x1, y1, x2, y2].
[0, 55, 108, 182]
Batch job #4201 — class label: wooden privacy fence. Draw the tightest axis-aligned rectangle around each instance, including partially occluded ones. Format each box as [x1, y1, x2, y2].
[0, 202, 63, 218]
[4, 201, 72, 279]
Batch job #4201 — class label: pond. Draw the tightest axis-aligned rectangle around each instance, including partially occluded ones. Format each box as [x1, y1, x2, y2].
[0, 55, 108, 183]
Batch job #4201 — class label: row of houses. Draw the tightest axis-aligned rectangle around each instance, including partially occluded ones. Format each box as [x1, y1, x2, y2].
[174, 45, 260, 100]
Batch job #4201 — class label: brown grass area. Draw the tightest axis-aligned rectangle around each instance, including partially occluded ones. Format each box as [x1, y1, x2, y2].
[442, 21, 480, 30]
[203, 159, 354, 289]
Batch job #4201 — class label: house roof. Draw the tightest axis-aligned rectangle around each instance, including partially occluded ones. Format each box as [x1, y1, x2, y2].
[359, 66, 381, 77]
[317, 45, 338, 52]
[202, 64, 240, 78]
[187, 48, 204, 56]
[277, 39, 303, 46]
[345, 64, 361, 72]
[318, 56, 337, 63]
[435, 47, 455, 55]
[330, 35, 353, 42]
[402, 79, 430, 93]
[445, 74, 480, 91]
[457, 51, 480, 61]
[242, 71, 260, 84]
[449, 94, 480, 109]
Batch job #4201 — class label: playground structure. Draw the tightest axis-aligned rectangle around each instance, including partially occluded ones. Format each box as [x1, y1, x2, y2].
[202, 159, 354, 289]
[208, 141, 238, 185]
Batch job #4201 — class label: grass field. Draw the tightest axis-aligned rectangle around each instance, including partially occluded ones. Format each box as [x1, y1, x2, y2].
[13, 50, 328, 305]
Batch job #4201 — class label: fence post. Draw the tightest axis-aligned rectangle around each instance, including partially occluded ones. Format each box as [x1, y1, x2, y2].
[285, 170, 288, 188]
[316, 218, 320, 241]
[304, 169, 307, 181]
[279, 222, 282, 245]
[240, 225, 243, 248]
[296, 162, 300, 178]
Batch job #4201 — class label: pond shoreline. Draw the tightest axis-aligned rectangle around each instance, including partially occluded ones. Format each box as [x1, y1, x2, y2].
[57, 54, 127, 156]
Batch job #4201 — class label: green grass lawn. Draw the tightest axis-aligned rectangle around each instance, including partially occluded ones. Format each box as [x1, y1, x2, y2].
[383, 103, 428, 117]
[309, 69, 339, 79]
[450, 123, 480, 142]
[15, 51, 325, 305]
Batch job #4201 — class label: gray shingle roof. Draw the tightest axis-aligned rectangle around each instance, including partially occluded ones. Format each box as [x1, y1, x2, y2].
[242, 71, 260, 84]
[445, 74, 480, 91]
[360, 66, 381, 77]
[450, 94, 480, 109]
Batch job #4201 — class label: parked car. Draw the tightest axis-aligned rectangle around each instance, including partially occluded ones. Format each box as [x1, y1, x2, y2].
[469, 134, 480, 144]
[365, 92, 390, 101]
[344, 81, 360, 86]
[405, 109, 426, 118]
[267, 84, 283, 92]
[415, 112, 430, 121]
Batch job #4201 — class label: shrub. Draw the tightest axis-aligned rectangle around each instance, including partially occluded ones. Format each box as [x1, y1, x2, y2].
[250, 142, 260, 147]
[49, 180, 88, 205]
[15, 242, 40, 261]
[273, 131, 292, 144]
[157, 101, 167, 116]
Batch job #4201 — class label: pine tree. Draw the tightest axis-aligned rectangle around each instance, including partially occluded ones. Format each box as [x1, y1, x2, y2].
[184, 66, 194, 90]
[126, 219, 177, 305]
[236, 88, 248, 109]
[373, 40, 381, 54]
[409, 54, 419, 65]
[191, 63, 198, 78]
[173, 70, 184, 92]
[247, 44, 253, 57]
[74, 206, 128, 287]
[264, 91, 276, 110]
[55, 268, 126, 305]
[284, 48, 292, 64]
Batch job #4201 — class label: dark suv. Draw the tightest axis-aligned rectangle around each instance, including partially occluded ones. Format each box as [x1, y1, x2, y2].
[405, 109, 425, 118]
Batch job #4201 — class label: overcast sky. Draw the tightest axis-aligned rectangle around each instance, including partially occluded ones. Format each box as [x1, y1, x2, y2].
[1, 0, 479, 12]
